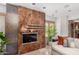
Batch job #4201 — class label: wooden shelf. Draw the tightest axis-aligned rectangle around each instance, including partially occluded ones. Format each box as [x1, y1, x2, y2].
[27, 27, 44, 29]
[27, 24, 45, 27]
[26, 24, 45, 29]
[69, 20, 79, 38]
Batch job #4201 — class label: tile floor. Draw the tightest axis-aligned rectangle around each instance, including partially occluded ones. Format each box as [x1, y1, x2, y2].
[23, 46, 52, 55]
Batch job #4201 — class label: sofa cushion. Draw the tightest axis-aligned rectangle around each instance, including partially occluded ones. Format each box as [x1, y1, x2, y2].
[63, 38, 68, 47]
[58, 36, 64, 45]
[67, 38, 75, 48]
[52, 44, 79, 55]
[74, 38, 79, 48]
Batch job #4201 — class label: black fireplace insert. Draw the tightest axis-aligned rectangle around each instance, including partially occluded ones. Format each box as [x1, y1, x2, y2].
[22, 33, 37, 43]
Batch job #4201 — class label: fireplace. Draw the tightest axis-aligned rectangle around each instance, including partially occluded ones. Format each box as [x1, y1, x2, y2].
[18, 6, 45, 54]
[22, 33, 37, 43]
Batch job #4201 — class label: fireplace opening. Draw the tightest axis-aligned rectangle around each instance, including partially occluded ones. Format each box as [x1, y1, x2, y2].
[22, 33, 37, 43]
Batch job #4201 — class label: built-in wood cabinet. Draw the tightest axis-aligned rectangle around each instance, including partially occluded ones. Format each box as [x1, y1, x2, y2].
[18, 6, 45, 54]
[18, 7, 45, 27]
[31, 10, 45, 26]
[69, 20, 79, 38]
[6, 4, 45, 54]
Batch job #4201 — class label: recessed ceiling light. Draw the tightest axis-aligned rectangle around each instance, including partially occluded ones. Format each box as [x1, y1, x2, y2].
[32, 3, 36, 5]
[66, 15, 69, 18]
[52, 14, 54, 16]
[68, 10, 71, 12]
[55, 17, 57, 20]
[64, 5, 70, 8]
[43, 7, 46, 9]
[55, 10, 58, 13]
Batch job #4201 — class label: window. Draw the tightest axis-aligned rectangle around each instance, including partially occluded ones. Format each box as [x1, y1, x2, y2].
[45, 21, 55, 37]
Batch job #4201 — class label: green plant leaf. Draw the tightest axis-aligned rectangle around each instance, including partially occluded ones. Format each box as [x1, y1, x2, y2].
[46, 25, 56, 41]
[0, 32, 9, 52]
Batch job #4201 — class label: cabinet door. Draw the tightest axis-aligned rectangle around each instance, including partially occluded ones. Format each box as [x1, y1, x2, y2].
[29, 10, 39, 25]
[74, 22, 79, 38]
[39, 12, 45, 26]
[18, 7, 32, 26]
[29, 10, 45, 26]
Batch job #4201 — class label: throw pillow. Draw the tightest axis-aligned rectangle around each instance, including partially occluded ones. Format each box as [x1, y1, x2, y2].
[58, 36, 64, 45]
[67, 38, 75, 48]
[74, 38, 79, 48]
[63, 38, 68, 47]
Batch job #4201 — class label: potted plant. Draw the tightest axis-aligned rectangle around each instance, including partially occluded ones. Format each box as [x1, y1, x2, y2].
[47, 25, 56, 45]
[0, 32, 8, 55]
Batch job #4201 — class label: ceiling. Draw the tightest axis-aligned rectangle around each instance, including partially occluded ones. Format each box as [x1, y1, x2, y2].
[12, 3, 79, 20]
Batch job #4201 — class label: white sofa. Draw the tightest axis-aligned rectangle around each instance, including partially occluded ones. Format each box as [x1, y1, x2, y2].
[51, 38, 79, 55]
[51, 44, 79, 55]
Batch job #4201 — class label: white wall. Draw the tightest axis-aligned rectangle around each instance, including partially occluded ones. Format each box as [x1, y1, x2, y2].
[0, 5, 6, 33]
[68, 15, 79, 20]
[0, 5, 6, 13]
[0, 16, 5, 33]
[55, 17, 61, 35]
[46, 15, 55, 21]
[60, 16, 68, 36]
[55, 15, 68, 36]
[46, 13, 69, 36]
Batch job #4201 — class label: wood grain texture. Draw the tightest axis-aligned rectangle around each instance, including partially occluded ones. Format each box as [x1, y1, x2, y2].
[18, 7, 45, 54]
